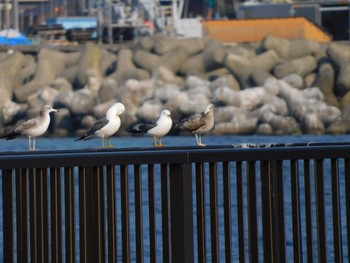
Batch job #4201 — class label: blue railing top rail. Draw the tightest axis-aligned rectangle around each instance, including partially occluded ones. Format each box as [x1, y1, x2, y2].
[0, 142, 350, 169]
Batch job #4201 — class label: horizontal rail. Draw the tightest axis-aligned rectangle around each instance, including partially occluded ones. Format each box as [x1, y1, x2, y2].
[1, 143, 350, 168]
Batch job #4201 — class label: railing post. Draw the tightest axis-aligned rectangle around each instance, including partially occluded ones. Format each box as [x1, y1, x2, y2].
[170, 163, 194, 263]
[2, 169, 14, 263]
[271, 160, 286, 262]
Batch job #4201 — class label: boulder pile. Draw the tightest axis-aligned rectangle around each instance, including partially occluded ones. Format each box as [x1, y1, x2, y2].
[1, 35, 350, 136]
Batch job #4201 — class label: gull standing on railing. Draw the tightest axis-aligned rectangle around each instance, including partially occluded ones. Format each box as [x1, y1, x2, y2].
[0, 105, 59, 151]
[175, 103, 215, 146]
[128, 109, 173, 147]
[75, 102, 125, 148]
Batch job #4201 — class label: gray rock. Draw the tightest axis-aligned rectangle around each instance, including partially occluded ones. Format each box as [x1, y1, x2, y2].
[303, 113, 325, 134]
[93, 99, 118, 119]
[27, 86, 59, 109]
[50, 78, 73, 92]
[51, 108, 72, 136]
[256, 123, 274, 135]
[137, 100, 163, 120]
[282, 74, 304, 89]
[214, 111, 258, 135]
[55, 90, 96, 115]
[209, 74, 240, 91]
[239, 87, 266, 111]
[212, 87, 240, 107]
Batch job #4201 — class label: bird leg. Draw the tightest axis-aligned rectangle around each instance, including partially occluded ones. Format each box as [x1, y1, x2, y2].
[108, 137, 115, 148]
[153, 136, 159, 147]
[29, 137, 38, 151]
[101, 136, 106, 148]
[195, 134, 206, 147]
[33, 138, 36, 150]
[195, 134, 200, 145]
[158, 137, 165, 147]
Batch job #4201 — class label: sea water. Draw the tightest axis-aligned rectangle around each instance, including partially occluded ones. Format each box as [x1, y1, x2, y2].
[0, 134, 349, 262]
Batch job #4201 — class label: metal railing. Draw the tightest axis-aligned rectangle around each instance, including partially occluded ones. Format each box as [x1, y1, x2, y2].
[1, 143, 350, 262]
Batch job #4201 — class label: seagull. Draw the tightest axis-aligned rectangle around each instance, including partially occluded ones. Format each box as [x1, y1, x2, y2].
[175, 103, 215, 146]
[0, 105, 59, 151]
[128, 109, 172, 147]
[75, 102, 125, 148]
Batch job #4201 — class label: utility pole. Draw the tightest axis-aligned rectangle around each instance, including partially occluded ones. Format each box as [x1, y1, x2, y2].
[4, 0, 10, 29]
[13, 0, 19, 30]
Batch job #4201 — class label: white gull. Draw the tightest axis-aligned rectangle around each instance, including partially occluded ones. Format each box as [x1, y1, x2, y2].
[128, 109, 172, 147]
[75, 102, 125, 148]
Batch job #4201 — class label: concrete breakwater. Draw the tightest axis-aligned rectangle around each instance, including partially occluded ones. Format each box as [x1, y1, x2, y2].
[1, 35, 350, 137]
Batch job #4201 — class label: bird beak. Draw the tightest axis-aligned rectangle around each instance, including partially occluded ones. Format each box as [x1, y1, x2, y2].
[53, 108, 59, 113]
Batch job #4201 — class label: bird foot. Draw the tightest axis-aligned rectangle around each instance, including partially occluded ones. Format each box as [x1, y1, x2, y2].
[197, 143, 207, 147]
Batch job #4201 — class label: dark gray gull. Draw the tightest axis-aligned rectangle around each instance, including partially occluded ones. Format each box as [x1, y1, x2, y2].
[75, 102, 125, 148]
[1, 105, 58, 151]
[128, 109, 172, 147]
[175, 103, 215, 146]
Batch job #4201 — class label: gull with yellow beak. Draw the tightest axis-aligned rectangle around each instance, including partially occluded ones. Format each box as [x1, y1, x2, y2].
[75, 102, 125, 148]
[128, 109, 172, 147]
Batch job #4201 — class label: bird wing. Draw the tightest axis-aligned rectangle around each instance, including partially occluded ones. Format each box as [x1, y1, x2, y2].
[14, 118, 39, 134]
[138, 123, 157, 133]
[89, 117, 109, 134]
[176, 113, 205, 131]
[75, 118, 109, 141]
[127, 117, 159, 134]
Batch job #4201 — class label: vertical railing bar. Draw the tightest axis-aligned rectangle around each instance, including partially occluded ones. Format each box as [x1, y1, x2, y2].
[99, 166, 106, 263]
[209, 162, 220, 263]
[314, 159, 327, 263]
[36, 168, 44, 263]
[331, 159, 343, 263]
[260, 161, 273, 263]
[272, 160, 286, 262]
[43, 168, 50, 263]
[36, 167, 50, 262]
[92, 166, 106, 263]
[247, 161, 259, 263]
[120, 165, 130, 263]
[16, 169, 29, 263]
[86, 166, 96, 262]
[223, 162, 232, 263]
[2, 169, 14, 263]
[290, 160, 302, 263]
[304, 159, 314, 263]
[161, 163, 171, 263]
[134, 164, 144, 263]
[345, 158, 350, 263]
[236, 161, 246, 263]
[79, 167, 88, 263]
[50, 167, 62, 263]
[64, 166, 76, 263]
[29, 168, 37, 263]
[148, 164, 157, 263]
[106, 165, 117, 263]
[196, 162, 207, 263]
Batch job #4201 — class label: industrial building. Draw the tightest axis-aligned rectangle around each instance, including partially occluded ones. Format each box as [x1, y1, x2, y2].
[0, 0, 349, 43]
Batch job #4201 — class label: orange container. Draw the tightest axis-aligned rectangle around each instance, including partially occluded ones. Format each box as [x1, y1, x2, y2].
[202, 17, 331, 43]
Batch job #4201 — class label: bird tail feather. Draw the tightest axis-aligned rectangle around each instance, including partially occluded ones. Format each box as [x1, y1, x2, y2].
[75, 133, 91, 141]
[0, 132, 20, 140]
